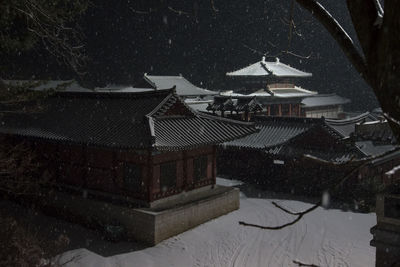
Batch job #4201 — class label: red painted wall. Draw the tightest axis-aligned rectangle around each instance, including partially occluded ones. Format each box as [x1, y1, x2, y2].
[33, 140, 216, 203]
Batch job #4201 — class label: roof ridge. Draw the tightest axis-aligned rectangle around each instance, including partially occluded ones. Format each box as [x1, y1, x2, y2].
[325, 112, 372, 125]
[198, 112, 255, 126]
[53, 88, 172, 98]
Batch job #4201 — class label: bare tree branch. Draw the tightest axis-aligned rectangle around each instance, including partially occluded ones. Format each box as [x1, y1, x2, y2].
[293, 260, 320, 267]
[239, 201, 320, 230]
[346, 0, 382, 63]
[295, 0, 368, 79]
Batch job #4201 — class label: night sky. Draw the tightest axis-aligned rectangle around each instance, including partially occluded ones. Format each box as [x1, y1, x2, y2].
[2, 0, 379, 111]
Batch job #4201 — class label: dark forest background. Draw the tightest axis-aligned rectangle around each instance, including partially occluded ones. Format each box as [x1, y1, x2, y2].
[0, 0, 379, 111]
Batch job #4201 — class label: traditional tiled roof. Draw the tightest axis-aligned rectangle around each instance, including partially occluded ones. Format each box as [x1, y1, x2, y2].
[325, 112, 381, 138]
[206, 97, 235, 112]
[226, 57, 312, 78]
[326, 113, 398, 157]
[2, 79, 158, 93]
[235, 97, 263, 112]
[301, 94, 350, 108]
[207, 96, 263, 113]
[270, 87, 317, 98]
[370, 149, 400, 166]
[355, 141, 396, 157]
[0, 89, 256, 151]
[275, 146, 361, 163]
[222, 116, 363, 162]
[143, 74, 218, 97]
[154, 113, 256, 151]
[223, 116, 322, 150]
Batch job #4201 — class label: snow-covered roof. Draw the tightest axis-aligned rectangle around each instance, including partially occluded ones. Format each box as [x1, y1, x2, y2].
[301, 94, 350, 108]
[144, 74, 218, 97]
[185, 99, 213, 112]
[355, 141, 396, 157]
[223, 117, 319, 150]
[325, 112, 378, 138]
[3, 80, 92, 92]
[222, 86, 316, 98]
[219, 90, 246, 97]
[2, 80, 155, 93]
[226, 57, 312, 78]
[247, 91, 272, 97]
[269, 86, 317, 98]
[95, 85, 154, 93]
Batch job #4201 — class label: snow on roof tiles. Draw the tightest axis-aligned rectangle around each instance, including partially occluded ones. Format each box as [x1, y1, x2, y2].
[301, 94, 350, 108]
[144, 74, 218, 97]
[325, 112, 378, 138]
[226, 57, 312, 78]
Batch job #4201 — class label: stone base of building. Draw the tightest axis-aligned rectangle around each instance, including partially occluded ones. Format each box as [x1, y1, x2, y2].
[41, 185, 240, 245]
[370, 194, 400, 267]
[370, 225, 400, 267]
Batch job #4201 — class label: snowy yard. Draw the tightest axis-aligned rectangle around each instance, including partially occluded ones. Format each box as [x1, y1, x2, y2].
[61, 179, 376, 267]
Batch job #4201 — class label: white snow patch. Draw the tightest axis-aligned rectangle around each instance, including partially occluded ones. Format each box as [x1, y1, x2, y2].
[60, 191, 376, 267]
[216, 177, 243, 187]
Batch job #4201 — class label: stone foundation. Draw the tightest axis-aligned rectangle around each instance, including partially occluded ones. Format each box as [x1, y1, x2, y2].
[43, 185, 239, 245]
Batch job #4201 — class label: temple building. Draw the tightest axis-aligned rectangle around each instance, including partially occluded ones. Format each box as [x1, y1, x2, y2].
[226, 56, 312, 93]
[209, 57, 350, 119]
[0, 87, 255, 244]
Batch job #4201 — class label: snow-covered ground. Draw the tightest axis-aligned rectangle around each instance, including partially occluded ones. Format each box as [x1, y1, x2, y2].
[61, 178, 376, 267]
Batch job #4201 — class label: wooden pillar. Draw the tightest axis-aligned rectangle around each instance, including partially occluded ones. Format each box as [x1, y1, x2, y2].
[147, 151, 154, 202]
[267, 105, 271, 116]
[212, 146, 217, 185]
[186, 157, 194, 187]
[289, 104, 292, 117]
[182, 151, 187, 189]
[278, 104, 282, 116]
[176, 158, 184, 189]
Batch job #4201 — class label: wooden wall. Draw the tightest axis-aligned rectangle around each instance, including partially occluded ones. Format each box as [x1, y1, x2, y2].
[34, 140, 216, 203]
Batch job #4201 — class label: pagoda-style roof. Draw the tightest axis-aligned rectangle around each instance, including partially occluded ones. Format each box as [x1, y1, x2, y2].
[0, 89, 255, 151]
[143, 74, 218, 97]
[226, 57, 312, 78]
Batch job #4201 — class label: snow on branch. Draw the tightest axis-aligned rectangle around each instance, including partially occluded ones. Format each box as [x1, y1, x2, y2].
[295, 0, 368, 78]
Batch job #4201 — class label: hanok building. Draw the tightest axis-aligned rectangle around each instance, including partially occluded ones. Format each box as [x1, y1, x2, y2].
[0, 87, 255, 245]
[218, 116, 361, 193]
[218, 113, 399, 196]
[218, 57, 350, 119]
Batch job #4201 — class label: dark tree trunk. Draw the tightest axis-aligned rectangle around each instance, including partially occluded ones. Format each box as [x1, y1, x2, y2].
[296, 0, 400, 140]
